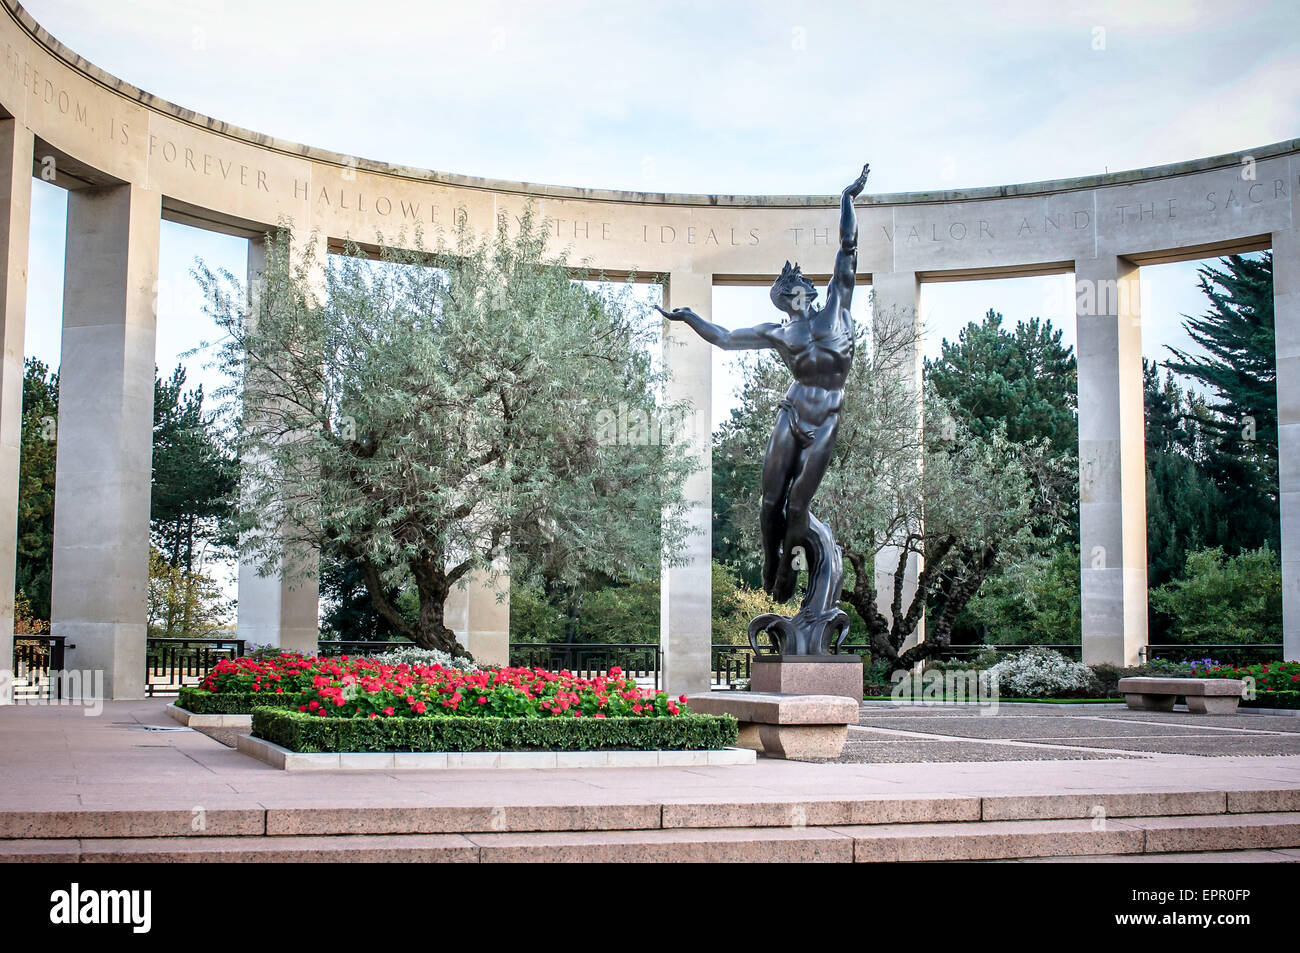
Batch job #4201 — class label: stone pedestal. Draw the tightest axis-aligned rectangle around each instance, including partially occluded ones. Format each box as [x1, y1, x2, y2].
[750, 655, 863, 702]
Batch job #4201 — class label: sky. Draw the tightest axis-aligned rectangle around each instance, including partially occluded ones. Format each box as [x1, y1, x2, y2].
[20, 0, 1296, 435]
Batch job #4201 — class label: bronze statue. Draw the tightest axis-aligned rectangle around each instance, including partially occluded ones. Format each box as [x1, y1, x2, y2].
[655, 163, 868, 656]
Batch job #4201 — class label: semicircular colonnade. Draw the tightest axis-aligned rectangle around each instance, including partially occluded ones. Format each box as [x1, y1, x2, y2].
[0, 0, 1295, 697]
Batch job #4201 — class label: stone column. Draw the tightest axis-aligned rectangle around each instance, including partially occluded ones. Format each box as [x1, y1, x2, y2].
[443, 579, 470, 647]
[52, 184, 161, 699]
[869, 271, 924, 651]
[465, 563, 509, 666]
[0, 120, 31, 692]
[1075, 255, 1147, 666]
[1274, 228, 1300, 661]
[235, 233, 320, 653]
[661, 270, 712, 695]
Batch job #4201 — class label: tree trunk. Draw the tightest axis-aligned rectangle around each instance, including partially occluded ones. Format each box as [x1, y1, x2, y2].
[409, 553, 472, 658]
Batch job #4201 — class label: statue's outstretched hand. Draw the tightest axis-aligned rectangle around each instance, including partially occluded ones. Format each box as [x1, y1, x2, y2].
[845, 163, 870, 198]
[654, 305, 697, 322]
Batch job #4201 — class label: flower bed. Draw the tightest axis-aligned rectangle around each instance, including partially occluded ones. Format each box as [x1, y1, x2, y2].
[187, 654, 693, 718]
[248, 659, 735, 753]
[291, 662, 691, 721]
[173, 652, 331, 714]
[1183, 660, 1300, 709]
[197, 652, 334, 695]
[252, 707, 737, 753]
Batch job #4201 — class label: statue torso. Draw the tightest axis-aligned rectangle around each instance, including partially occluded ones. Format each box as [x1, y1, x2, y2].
[768, 304, 854, 426]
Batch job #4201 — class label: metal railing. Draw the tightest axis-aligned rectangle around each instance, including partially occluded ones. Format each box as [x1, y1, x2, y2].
[11, 635, 66, 700]
[316, 640, 399, 657]
[507, 642, 883, 690]
[144, 637, 245, 696]
[940, 643, 1085, 661]
[509, 642, 662, 690]
[8, 637, 1285, 701]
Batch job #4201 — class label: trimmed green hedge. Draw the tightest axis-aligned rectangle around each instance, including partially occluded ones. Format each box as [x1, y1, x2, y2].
[251, 707, 739, 753]
[1246, 691, 1300, 710]
[177, 687, 304, 715]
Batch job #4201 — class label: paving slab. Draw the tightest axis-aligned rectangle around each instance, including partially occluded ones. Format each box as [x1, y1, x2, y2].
[839, 738, 1144, 763]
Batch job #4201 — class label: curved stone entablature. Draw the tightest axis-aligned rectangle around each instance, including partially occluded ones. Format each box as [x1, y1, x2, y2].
[0, 0, 1296, 697]
[0, 0, 1294, 277]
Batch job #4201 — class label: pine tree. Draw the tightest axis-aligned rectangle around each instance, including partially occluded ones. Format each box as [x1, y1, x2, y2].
[1162, 253, 1277, 549]
[924, 309, 1078, 458]
[1144, 360, 1231, 591]
[16, 359, 58, 620]
[151, 365, 239, 574]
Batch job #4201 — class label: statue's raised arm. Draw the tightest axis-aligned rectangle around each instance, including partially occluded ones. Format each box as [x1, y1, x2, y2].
[826, 163, 869, 315]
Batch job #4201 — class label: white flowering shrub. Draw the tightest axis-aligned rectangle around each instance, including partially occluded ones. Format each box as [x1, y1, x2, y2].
[981, 646, 1099, 699]
[370, 645, 478, 672]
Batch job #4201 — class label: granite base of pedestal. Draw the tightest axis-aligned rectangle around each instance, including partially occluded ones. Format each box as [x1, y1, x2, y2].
[750, 655, 863, 702]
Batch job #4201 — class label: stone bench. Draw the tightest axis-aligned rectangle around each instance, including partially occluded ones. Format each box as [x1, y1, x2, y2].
[1117, 677, 1247, 715]
[686, 692, 858, 761]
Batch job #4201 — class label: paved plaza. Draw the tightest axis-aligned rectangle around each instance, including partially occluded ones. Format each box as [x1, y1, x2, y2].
[4, 698, 1299, 810]
[847, 703, 1300, 762]
[4, 699, 1299, 862]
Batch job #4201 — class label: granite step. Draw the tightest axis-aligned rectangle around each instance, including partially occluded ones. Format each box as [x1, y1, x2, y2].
[2, 789, 1298, 840]
[1008, 848, 1300, 863]
[834, 812, 1300, 862]
[3, 811, 1298, 862]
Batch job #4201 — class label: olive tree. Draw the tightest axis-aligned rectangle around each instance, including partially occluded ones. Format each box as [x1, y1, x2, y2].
[198, 210, 694, 654]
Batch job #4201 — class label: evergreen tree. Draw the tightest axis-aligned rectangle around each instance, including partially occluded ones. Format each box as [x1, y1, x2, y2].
[16, 359, 58, 620]
[1162, 253, 1277, 550]
[151, 365, 238, 574]
[1143, 360, 1230, 591]
[925, 309, 1078, 458]
[318, 546, 408, 642]
[924, 310, 1080, 644]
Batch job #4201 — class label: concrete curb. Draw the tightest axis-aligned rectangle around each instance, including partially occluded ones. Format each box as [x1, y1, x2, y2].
[236, 734, 757, 772]
[166, 704, 253, 730]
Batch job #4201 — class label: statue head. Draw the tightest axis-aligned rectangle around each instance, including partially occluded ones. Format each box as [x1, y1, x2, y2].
[770, 261, 817, 316]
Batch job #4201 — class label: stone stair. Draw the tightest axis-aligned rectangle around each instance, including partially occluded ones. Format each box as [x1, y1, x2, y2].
[3, 790, 1299, 862]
